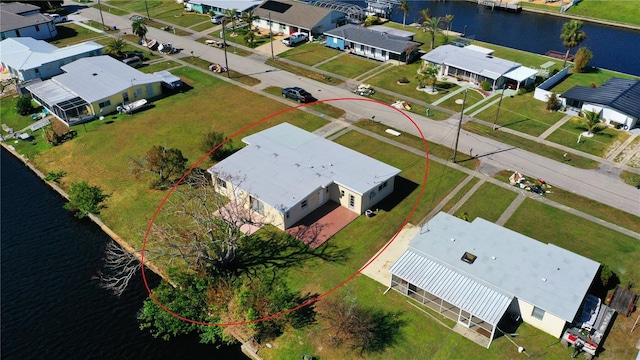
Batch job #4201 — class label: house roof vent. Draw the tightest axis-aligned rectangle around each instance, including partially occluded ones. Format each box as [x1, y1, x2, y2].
[461, 252, 477, 264]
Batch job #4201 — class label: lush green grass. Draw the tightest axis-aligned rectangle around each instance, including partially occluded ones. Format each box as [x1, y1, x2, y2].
[463, 121, 600, 169]
[219, 27, 273, 48]
[30, 67, 327, 245]
[138, 61, 182, 73]
[144, 19, 192, 36]
[381, 22, 455, 52]
[189, 21, 216, 33]
[94, 38, 162, 61]
[262, 86, 346, 119]
[90, 3, 128, 16]
[265, 59, 344, 85]
[278, 42, 342, 66]
[550, 68, 640, 95]
[180, 56, 260, 86]
[621, 170, 640, 188]
[48, 23, 106, 47]
[545, 119, 630, 157]
[564, 0, 640, 27]
[473, 92, 566, 137]
[193, 37, 252, 57]
[354, 119, 480, 170]
[0, 95, 39, 132]
[437, 88, 486, 113]
[453, 182, 518, 222]
[440, 176, 480, 213]
[317, 54, 382, 79]
[472, 40, 563, 71]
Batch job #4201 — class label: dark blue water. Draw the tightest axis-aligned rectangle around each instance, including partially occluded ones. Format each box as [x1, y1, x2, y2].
[346, 0, 640, 76]
[0, 149, 245, 359]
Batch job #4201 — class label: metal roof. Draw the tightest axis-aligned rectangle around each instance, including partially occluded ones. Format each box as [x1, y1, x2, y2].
[390, 250, 513, 326]
[0, 37, 103, 71]
[395, 212, 600, 322]
[254, 0, 341, 30]
[208, 123, 400, 212]
[421, 44, 521, 78]
[503, 66, 538, 82]
[324, 24, 421, 54]
[561, 78, 640, 119]
[26, 79, 78, 104]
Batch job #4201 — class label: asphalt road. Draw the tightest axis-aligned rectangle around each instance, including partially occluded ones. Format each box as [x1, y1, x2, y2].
[66, 2, 640, 216]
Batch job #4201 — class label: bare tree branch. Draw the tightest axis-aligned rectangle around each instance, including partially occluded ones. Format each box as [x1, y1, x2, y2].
[96, 240, 141, 297]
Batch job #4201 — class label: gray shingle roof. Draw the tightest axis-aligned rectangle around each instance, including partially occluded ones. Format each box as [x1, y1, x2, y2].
[0, 2, 52, 33]
[561, 78, 640, 119]
[394, 212, 599, 322]
[208, 123, 400, 212]
[324, 24, 421, 54]
[254, 0, 337, 29]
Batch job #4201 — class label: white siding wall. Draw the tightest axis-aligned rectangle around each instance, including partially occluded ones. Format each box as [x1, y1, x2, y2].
[582, 103, 636, 129]
[517, 299, 567, 338]
[5, 23, 57, 40]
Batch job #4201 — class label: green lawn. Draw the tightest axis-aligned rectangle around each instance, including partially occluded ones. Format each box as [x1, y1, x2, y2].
[317, 54, 382, 79]
[453, 182, 519, 222]
[193, 37, 252, 56]
[48, 23, 106, 47]
[472, 40, 564, 71]
[463, 121, 600, 169]
[0, 96, 40, 133]
[354, 119, 480, 170]
[278, 42, 342, 66]
[180, 56, 260, 86]
[550, 68, 640, 95]
[621, 170, 640, 188]
[473, 92, 566, 137]
[437, 88, 486, 113]
[189, 21, 216, 33]
[138, 61, 182, 73]
[564, 0, 640, 26]
[90, 3, 128, 16]
[440, 176, 481, 213]
[30, 67, 327, 245]
[265, 59, 344, 85]
[545, 119, 630, 158]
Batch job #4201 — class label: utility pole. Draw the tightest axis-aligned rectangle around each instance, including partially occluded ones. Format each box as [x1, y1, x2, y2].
[492, 85, 506, 130]
[269, 11, 274, 60]
[222, 20, 230, 78]
[144, 0, 150, 20]
[97, 0, 106, 31]
[452, 89, 468, 163]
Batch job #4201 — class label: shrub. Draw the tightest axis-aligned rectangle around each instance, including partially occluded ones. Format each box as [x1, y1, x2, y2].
[481, 81, 491, 91]
[16, 96, 33, 116]
[364, 15, 382, 26]
[44, 170, 66, 183]
[546, 93, 561, 112]
[398, 77, 410, 84]
[64, 181, 109, 218]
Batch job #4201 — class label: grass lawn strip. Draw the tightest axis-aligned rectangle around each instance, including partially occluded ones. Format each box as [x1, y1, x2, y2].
[48, 23, 107, 46]
[462, 121, 599, 169]
[262, 86, 346, 119]
[317, 54, 381, 79]
[180, 56, 260, 86]
[549, 68, 639, 95]
[545, 119, 630, 158]
[439, 176, 481, 213]
[90, 3, 128, 16]
[138, 61, 182, 73]
[620, 170, 640, 188]
[265, 59, 343, 85]
[278, 42, 342, 66]
[452, 182, 518, 223]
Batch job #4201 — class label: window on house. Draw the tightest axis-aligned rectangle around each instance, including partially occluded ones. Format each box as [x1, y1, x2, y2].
[122, 92, 129, 103]
[35, 68, 40, 74]
[285, 212, 290, 218]
[369, 191, 376, 200]
[349, 194, 355, 208]
[461, 252, 477, 264]
[382, 50, 387, 57]
[35, 25, 40, 32]
[216, 177, 226, 188]
[532, 307, 545, 320]
[98, 100, 111, 108]
[250, 196, 264, 215]
[301, 200, 308, 209]
[340, 190, 345, 197]
[378, 181, 387, 191]
[360, 44, 364, 52]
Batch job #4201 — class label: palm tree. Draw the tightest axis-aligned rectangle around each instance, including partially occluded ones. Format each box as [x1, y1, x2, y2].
[560, 20, 587, 67]
[105, 38, 126, 57]
[424, 17, 442, 49]
[241, 8, 258, 32]
[131, 18, 148, 43]
[418, 8, 430, 25]
[444, 14, 454, 33]
[223, 8, 238, 32]
[574, 110, 602, 135]
[399, 0, 411, 28]
[417, 64, 440, 92]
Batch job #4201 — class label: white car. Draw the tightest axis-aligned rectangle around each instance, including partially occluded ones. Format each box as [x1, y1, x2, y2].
[282, 32, 308, 47]
[45, 13, 68, 24]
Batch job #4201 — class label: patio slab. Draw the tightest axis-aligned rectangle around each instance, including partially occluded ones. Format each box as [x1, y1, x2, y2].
[360, 223, 419, 285]
[287, 201, 358, 248]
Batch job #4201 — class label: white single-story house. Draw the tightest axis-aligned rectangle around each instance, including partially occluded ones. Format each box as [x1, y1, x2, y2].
[0, 2, 57, 41]
[207, 123, 401, 231]
[421, 44, 538, 90]
[0, 37, 103, 83]
[561, 78, 640, 130]
[324, 24, 421, 63]
[185, 0, 261, 17]
[25, 55, 180, 126]
[389, 212, 600, 348]
[252, 0, 346, 37]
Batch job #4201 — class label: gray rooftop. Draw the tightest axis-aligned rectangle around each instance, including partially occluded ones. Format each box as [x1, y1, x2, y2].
[398, 212, 600, 322]
[188, 0, 261, 12]
[254, 0, 340, 29]
[421, 44, 521, 79]
[0, 2, 52, 33]
[208, 123, 400, 212]
[561, 78, 640, 119]
[324, 24, 421, 54]
[0, 37, 103, 71]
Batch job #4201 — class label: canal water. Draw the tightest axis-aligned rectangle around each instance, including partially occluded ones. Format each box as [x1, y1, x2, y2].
[348, 0, 640, 76]
[0, 149, 245, 359]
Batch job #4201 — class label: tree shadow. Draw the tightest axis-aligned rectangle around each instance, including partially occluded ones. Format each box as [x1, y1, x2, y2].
[359, 309, 407, 354]
[500, 117, 531, 129]
[375, 176, 418, 213]
[48, 25, 79, 44]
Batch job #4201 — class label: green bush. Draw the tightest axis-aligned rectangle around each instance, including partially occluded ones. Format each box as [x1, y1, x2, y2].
[481, 81, 491, 91]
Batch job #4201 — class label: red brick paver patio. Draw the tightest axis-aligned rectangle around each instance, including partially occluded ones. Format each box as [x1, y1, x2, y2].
[287, 201, 359, 248]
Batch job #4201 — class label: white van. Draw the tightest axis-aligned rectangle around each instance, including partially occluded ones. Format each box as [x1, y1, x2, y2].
[282, 32, 308, 47]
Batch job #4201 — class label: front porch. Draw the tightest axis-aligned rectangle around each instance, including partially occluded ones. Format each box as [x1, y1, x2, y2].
[287, 201, 359, 248]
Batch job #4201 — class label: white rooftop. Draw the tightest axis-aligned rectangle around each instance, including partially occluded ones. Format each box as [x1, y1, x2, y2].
[504, 66, 538, 82]
[208, 123, 400, 212]
[421, 44, 521, 79]
[368, 25, 415, 39]
[465, 44, 495, 55]
[398, 212, 600, 322]
[188, 0, 261, 12]
[0, 37, 103, 71]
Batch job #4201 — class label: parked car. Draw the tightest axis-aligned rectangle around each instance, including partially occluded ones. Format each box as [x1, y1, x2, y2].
[121, 56, 142, 68]
[123, 51, 144, 60]
[282, 32, 308, 47]
[45, 13, 68, 24]
[211, 14, 225, 24]
[129, 15, 144, 21]
[282, 87, 314, 103]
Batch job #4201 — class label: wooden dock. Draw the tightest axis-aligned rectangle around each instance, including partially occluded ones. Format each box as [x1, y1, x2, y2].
[545, 50, 574, 62]
[478, 0, 522, 13]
